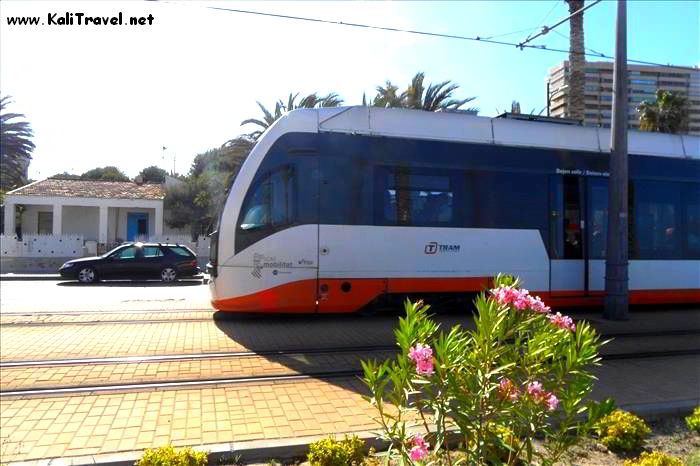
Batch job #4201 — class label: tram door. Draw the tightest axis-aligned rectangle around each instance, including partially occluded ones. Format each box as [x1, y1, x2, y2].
[549, 175, 588, 296]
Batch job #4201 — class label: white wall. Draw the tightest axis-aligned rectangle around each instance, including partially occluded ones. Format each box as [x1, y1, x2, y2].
[62, 206, 99, 240]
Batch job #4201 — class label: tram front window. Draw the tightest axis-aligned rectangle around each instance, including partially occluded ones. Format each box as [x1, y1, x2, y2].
[236, 166, 297, 251]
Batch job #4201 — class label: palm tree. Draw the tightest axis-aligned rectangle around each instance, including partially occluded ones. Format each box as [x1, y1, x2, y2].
[637, 90, 689, 134]
[372, 72, 478, 113]
[241, 92, 344, 139]
[566, 0, 586, 122]
[1, 95, 35, 191]
[405, 72, 478, 112]
[372, 81, 404, 108]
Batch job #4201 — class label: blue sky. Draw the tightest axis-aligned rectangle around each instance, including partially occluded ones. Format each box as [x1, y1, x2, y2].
[1, 1, 697, 180]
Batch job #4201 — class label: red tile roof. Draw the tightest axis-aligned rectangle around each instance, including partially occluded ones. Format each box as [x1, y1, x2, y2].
[7, 179, 165, 200]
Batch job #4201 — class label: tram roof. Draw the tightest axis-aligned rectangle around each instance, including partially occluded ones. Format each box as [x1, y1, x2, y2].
[280, 107, 699, 160]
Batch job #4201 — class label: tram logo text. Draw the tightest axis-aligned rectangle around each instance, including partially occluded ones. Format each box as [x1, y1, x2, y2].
[252, 254, 293, 279]
[425, 242, 460, 254]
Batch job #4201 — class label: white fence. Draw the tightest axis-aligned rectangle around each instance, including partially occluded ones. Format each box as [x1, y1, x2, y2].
[1, 234, 84, 258]
[1, 234, 210, 258]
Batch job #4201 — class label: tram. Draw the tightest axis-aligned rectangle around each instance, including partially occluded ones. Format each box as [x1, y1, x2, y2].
[208, 106, 700, 313]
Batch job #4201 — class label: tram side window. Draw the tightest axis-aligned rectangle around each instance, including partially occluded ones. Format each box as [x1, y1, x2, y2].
[468, 171, 549, 246]
[633, 180, 682, 259]
[377, 167, 455, 226]
[588, 179, 608, 259]
[686, 184, 700, 258]
[236, 166, 297, 252]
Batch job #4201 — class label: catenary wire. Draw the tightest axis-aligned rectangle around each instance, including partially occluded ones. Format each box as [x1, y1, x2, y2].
[551, 29, 608, 58]
[517, 0, 603, 49]
[521, 0, 561, 45]
[160, 2, 697, 71]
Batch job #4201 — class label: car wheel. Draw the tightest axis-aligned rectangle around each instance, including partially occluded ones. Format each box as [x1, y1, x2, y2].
[77, 267, 96, 284]
[161, 267, 177, 282]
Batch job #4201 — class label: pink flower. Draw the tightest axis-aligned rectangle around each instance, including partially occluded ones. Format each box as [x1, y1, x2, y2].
[491, 285, 552, 315]
[526, 381, 545, 400]
[409, 434, 429, 462]
[545, 392, 559, 411]
[498, 378, 519, 401]
[527, 295, 551, 314]
[408, 344, 434, 376]
[548, 312, 576, 332]
[490, 285, 520, 306]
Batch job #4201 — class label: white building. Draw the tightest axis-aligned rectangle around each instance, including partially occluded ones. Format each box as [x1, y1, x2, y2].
[1, 177, 206, 273]
[2, 178, 171, 244]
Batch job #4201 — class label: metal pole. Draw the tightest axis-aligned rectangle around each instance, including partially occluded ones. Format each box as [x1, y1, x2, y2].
[604, 0, 629, 320]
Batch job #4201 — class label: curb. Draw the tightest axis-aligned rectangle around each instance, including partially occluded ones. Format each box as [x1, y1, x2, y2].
[0, 274, 63, 281]
[6, 400, 697, 466]
[0, 275, 207, 282]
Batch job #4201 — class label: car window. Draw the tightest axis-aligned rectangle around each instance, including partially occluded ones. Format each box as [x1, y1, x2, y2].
[143, 246, 163, 258]
[116, 246, 138, 259]
[168, 246, 193, 257]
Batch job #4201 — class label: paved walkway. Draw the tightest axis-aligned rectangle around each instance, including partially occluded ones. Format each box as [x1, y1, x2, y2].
[1, 356, 697, 463]
[1, 307, 698, 464]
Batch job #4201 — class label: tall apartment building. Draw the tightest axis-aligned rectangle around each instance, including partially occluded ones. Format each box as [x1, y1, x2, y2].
[547, 61, 700, 135]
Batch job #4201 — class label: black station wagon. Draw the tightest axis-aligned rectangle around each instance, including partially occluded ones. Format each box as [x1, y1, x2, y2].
[59, 242, 201, 283]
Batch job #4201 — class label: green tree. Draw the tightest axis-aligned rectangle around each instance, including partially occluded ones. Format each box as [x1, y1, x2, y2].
[1, 95, 35, 192]
[372, 72, 478, 113]
[241, 92, 344, 139]
[372, 81, 404, 108]
[637, 90, 690, 134]
[164, 136, 254, 238]
[137, 165, 168, 183]
[80, 166, 130, 182]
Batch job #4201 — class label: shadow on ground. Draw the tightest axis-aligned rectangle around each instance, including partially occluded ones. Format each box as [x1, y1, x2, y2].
[211, 304, 478, 396]
[57, 279, 204, 287]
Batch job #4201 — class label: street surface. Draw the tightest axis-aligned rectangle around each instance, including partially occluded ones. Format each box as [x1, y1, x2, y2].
[0, 280, 698, 463]
[0, 279, 211, 314]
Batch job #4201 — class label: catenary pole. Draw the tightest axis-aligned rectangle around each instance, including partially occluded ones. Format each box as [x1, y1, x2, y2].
[604, 0, 629, 320]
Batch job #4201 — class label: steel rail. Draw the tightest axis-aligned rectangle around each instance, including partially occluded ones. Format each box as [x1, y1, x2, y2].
[3, 328, 700, 368]
[1, 348, 698, 398]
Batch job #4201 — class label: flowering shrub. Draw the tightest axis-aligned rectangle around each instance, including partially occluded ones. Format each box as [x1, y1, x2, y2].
[307, 435, 365, 466]
[362, 274, 612, 465]
[135, 445, 208, 466]
[623, 451, 684, 466]
[596, 409, 651, 452]
[686, 406, 700, 433]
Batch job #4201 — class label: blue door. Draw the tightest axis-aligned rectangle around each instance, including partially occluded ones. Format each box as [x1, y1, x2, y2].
[127, 213, 149, 241]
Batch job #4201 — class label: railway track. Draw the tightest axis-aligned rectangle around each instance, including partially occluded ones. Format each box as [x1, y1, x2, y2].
[2, 339, 698, 398]
[2, 329, 699, 367]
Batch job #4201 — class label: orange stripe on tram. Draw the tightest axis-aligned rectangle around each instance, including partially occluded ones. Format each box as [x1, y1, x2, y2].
[212, 277, 700, 313]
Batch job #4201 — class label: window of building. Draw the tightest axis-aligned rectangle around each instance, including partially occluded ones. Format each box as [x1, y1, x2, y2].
[37, 211, 53, 235]
[629, 79, 656, 85]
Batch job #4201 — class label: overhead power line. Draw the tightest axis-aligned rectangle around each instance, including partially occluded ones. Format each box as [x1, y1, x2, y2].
[167, 2, 697, 71]
[517, 0, 603, 49]
[551, 29, 608, 59]
[521, 1, 561, 46]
